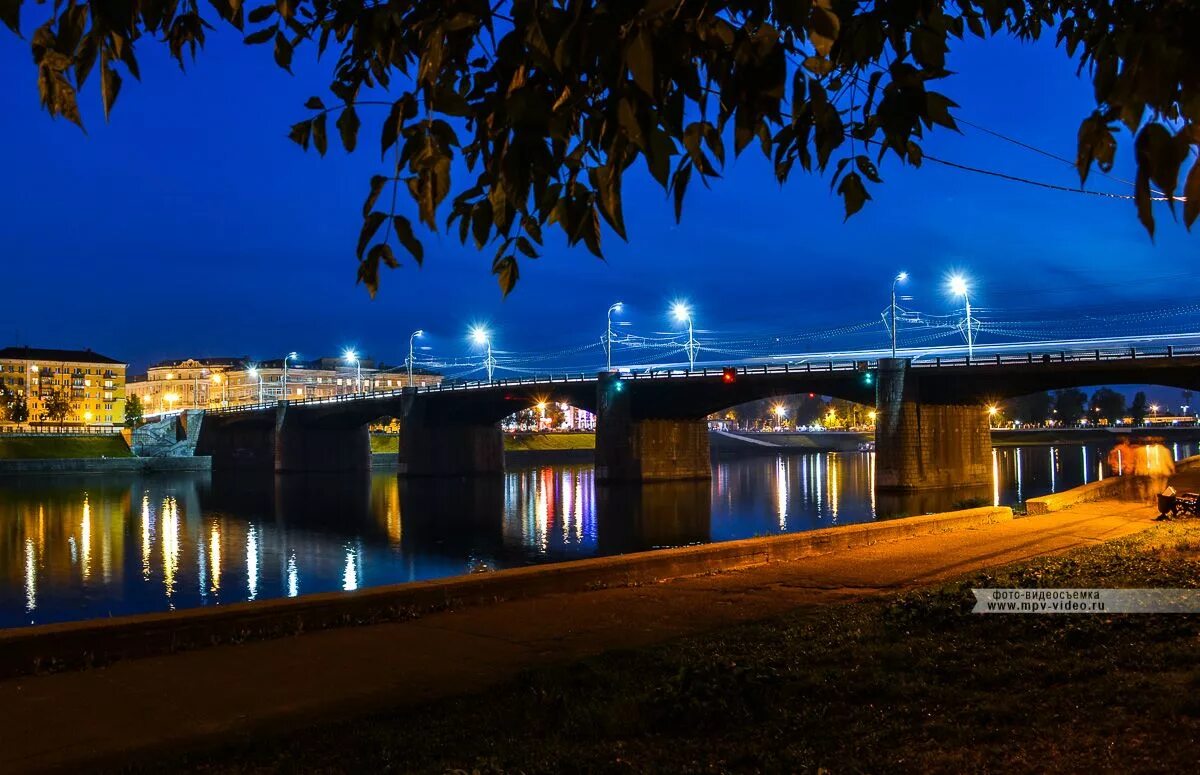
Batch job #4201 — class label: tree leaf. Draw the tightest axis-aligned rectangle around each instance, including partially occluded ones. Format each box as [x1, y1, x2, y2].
[312, 112, 328, 155]
[362, 175, 387, 217]
[1184, 157, 1200, 230]
[368, 241, 398, 270]
[671, 162, 692, 223]
[357, 211, 386, 259]
[808, 3, 840, 58]
[515, 236, 539, 258]
[836, 172, 870, 221]
[855, 155, 882, 184]
[335, 107, 360, 152]
[0, 0, 18, 34]
[393, 215, 424, 264]
[244, 26, 276, 45]
[247, 4, 275, 23]
[100, 64, 122, 121]
[802, 56, 833, 76]
[493, 255, 519, 296]
[626, 27, 654, 97]
[288, 119, 311, 150]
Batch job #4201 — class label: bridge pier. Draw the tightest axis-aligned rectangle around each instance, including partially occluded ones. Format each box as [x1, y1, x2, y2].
[275, 411, 372, 473]
[875, 358, 992, 491]
[397, 410, 505, 477]
[594, 373, 712, 482]
[195, 411, 278, 471]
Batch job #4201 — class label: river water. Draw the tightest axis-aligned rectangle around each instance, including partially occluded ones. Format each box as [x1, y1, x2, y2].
[3, 442, 1193, 628]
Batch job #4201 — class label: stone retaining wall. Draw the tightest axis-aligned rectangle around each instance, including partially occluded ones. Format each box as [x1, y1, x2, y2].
[0, 456, 212, 475]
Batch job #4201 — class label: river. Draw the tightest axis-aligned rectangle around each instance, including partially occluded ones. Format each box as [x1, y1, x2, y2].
[3, 442, 1192, 628]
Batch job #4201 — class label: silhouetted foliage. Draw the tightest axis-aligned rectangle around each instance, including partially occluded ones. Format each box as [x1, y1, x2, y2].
[6, 1, 1197, 295]
[1130, 390, 1148, 424]
[1089, 387, 1126, 421]
[1004, 391, 1053, 424]
[1053, 387, 1088, 424]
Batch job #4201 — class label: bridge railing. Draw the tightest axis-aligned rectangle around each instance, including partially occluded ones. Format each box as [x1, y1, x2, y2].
[204, 343, 1200, 415]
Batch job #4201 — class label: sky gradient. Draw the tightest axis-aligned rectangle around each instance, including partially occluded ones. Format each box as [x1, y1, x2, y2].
[1, 25, 1196, 376]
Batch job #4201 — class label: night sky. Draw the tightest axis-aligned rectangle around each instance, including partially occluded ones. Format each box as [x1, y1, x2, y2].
[1, 26, 1195, 376]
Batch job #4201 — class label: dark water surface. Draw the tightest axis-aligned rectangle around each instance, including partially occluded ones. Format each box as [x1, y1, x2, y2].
[3, 442, 1194, 628]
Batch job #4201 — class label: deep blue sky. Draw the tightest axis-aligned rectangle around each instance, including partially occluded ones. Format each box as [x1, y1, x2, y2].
[1, 24, 1195, 375]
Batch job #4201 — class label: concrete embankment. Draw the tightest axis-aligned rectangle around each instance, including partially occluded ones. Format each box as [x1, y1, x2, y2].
[0, 456, 212, 475]
[0, 504, 1011, 679]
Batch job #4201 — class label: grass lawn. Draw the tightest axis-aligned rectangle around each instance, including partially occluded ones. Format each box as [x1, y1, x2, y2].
[0, 435, 131, 459]
[143, 521, 1200, 774]
[370, 434, 399, 454]
[505, 432, 595, 451]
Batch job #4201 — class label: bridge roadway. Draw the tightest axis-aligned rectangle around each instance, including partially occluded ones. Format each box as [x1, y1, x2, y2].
[196, 345, 1200, 490]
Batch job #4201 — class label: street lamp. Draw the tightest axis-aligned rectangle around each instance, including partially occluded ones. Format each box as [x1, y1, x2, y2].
[281, 351, 298, 400]
[470, 325, 495, 381]
[772, 403, 787, 430]
[672, 301, 698, 370]
[890, 272, 908, 358]
[210, 373, 227, 406]
[408, 330, 424, 387]
[949, 274, 973, 361]
[987, 404, 999, 427]
[247, 366, 263, 404]
[343, 348, 361, 394]
[605, 302, 623, 370]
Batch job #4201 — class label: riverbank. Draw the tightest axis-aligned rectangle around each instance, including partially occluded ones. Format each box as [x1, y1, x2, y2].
[0, 434, 130, 459]
[0, 496, 1157, 771]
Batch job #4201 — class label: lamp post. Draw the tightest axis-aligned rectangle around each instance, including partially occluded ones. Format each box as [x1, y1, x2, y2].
[470, 325, 495, 381]
[949, 274, 973, 361]
[343, 348, 361, 394]
[247, 366, 263, 404]
[281, 351, 297, 400]
[210, 373, 227, 406]
[671, 301, 698, 370]
[605, 302, 623, 370]
[890, 272, 908, 358]
[408, 330, 424, 387]
[772, 403, 786, 431]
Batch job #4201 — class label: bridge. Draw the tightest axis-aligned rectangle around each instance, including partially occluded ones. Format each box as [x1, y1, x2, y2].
[195, 344, 1200, 491]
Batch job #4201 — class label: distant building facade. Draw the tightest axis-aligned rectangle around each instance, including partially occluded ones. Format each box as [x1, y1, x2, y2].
[0, 346, 127, 427]
[128, 356, 441, 413]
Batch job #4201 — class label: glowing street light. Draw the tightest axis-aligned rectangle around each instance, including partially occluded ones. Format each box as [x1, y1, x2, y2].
[210, 373, 227, 406]
[1151, 404, 1161, 419]
[408, 330, 424, 387]
[671, 301, 698, 370]
[247, 366, 264, 404]
[605, 302, 623, 370]
[281, 351, 298, 400]
[343, 348, 361, 394]
[772, 403, 787, 430]
[470, 325, 496, 381]
[949, 274, 974, 361]
[987, 404, 999, 427]
[890, 271, 908, 358]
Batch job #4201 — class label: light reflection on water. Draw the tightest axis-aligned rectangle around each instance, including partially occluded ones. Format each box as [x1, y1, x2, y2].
[2, 442, 1193, 628]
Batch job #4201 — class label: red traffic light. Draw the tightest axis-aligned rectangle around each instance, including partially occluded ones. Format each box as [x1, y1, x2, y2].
[722, 367, 737, 384]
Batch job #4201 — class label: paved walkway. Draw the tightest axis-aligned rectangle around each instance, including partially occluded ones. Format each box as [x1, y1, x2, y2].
[0, 500, 1156, 772]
